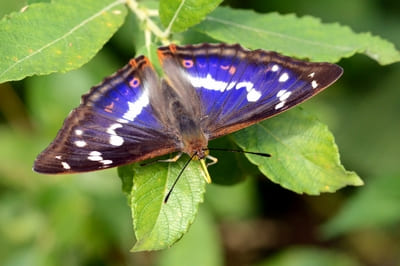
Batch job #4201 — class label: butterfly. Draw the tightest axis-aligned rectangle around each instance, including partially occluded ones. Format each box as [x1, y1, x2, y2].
[34, 43, 343, 177]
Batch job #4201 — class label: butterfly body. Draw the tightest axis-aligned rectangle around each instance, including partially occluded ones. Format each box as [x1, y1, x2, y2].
[157, 79, 209, 159]
[34, 43, 342, 174]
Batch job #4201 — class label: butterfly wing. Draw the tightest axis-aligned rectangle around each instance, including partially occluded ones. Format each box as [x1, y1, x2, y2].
[34, 56, 179, 174]
[157, 43, 343, 139]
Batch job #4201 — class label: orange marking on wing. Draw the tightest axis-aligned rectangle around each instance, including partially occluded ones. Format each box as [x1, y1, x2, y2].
[129, 59, 138, 68]
[129, 77, 140, 88]
[104, 102, 114, 113]
[264, 65, 272, 73]
[157, 49, 166, 65]
[142, 57, 151, 66]
[182, 59, 194, 68]
[169, 44, 177, 53]
[229, 66, 237, 75]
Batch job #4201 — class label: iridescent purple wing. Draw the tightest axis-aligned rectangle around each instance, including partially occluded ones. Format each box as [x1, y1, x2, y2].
[158, 43, 343, 139]
[34, 57, 178, 174]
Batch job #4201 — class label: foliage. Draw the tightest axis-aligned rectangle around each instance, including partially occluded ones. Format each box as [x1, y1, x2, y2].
[0, 0, 127, 83]
[0, 0, 399, 265]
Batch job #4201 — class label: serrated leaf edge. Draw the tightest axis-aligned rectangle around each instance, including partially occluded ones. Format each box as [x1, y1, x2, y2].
[131, 162, 206, 251]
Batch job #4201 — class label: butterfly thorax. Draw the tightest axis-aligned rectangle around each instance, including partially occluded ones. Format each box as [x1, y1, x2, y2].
[171, 99, 209, 159]
[155, 79, 209, 159]
[179, 117, 208, 159]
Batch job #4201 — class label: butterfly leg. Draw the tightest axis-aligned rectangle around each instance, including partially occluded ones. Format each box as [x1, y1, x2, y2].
[140, 152, 183, 166]
[157, 152, 183, 163]
[199, 159, 212, 184]
[197, 155, 218, 184]
[205, 155, 218, 167]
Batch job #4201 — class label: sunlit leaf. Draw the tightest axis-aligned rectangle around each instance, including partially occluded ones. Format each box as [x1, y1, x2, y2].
[0, 0, 127, 83]
[232, 108, 363, 194]
[128, 157, 207, 251]
[193, 7, 400, 64]
[159, 0, 222, 33]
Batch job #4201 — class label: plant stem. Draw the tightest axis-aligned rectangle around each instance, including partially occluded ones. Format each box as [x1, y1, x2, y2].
[125, 0, 170, 46]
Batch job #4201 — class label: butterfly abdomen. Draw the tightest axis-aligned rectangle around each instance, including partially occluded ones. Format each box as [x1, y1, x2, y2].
[158, 80, 208, 159]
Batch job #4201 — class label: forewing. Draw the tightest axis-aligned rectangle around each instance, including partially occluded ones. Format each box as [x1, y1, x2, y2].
[34, 56, 178, 174]
[157, 43, 343, 139]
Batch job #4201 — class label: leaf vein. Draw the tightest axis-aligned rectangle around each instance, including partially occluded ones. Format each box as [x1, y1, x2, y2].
[205, 16, 354, 52]
[0, 0, 125, 79]
[165, 0, 186, 34]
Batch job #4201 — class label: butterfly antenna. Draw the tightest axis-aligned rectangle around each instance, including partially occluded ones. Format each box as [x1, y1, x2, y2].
[164, 152, 197, 203]
[206, 147, 271, 157]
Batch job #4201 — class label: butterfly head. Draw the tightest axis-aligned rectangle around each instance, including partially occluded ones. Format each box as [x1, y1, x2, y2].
[181, 133, 209, 160]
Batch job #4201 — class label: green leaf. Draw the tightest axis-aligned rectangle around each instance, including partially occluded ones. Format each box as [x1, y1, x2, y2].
[159, 0, 222, 33]
[232, 108, 363, 194]
[158, 206, 223, 266]
[193, 7, 400, 64]
[0, 0, 127, 83]
[321, 174, 400, 238]
[257, 246, 361, 266]
[0, 1, 26, 19]
[117, 165, 134, 195]
[130, 157, 207, 251]
[25, 48, 121, 134]
[208, 136, 260, 185]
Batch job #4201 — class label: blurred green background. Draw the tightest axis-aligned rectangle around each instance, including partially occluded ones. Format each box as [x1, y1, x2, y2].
[1, 0, 400, 265]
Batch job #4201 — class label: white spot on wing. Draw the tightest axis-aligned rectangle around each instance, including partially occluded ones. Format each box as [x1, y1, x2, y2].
[74, 140, 87, 147]
[100, 160, 113, 165]
[75, 129, 83, 136]
[188, 73, 229, 91]
[188, 73, 260, 102]
[276, 89, 292, 101]
[311, 80, 318, 89]
[122, 90, 149, 121]
[55, 155, 62, 160]
[107, 123, 124, 146]
[271, 64, 279, 72]
[280, 91, 292, 101]
[275, 101, 285, 109]
[276, 89, 287, 98]
[88, 151, 103, 161]
[107, 123, 122, 133]
[308, 72, 315, 78]
[110, 135, 123, 146]
[279, 72, 289, 82]
[61, 161, 71, 170]
[236, 81, 254, 92]
[117, 118, 128, 124]
[275, 89, 292, 109]
[247, 89, 261, 102]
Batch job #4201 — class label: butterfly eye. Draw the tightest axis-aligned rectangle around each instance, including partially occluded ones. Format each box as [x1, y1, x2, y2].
[182, 59, 194, 68]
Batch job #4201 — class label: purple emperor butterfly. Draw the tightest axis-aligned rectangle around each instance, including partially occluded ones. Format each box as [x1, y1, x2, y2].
[34, 43, 343, 176]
